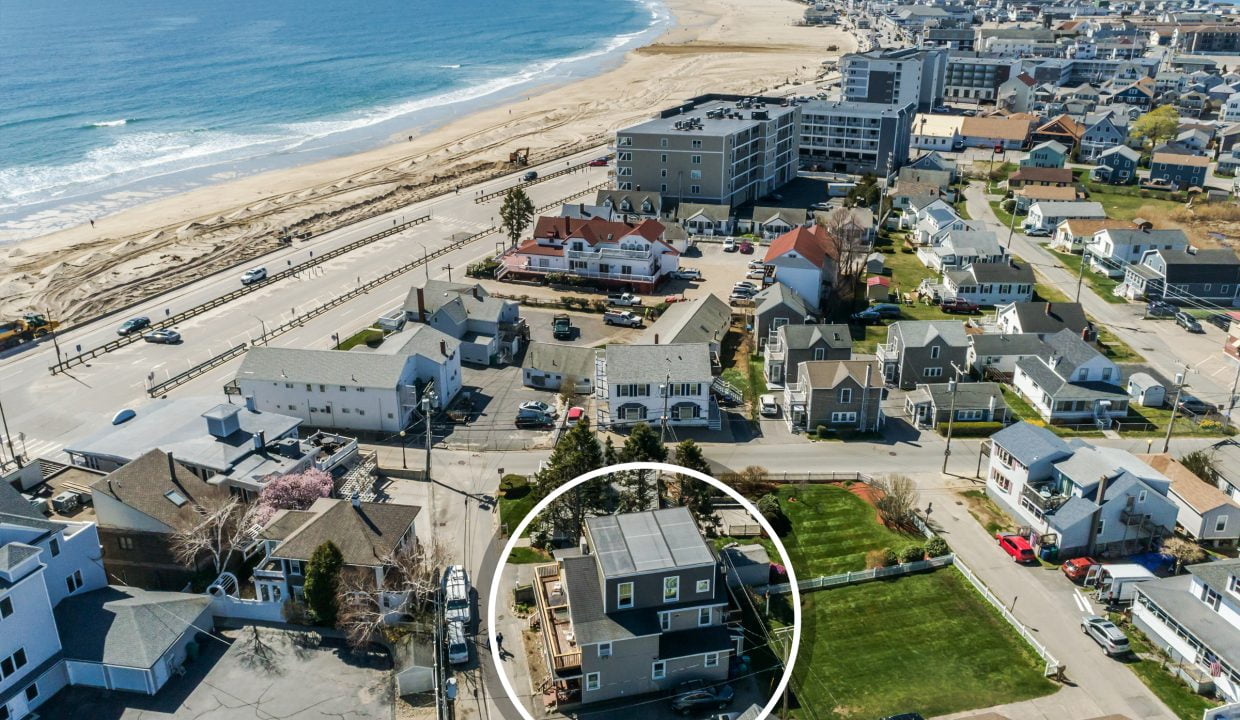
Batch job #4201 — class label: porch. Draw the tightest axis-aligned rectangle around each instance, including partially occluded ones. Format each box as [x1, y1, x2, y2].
[533, 563, 582, 709]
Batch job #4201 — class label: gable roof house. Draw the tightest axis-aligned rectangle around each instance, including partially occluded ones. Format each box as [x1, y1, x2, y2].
[595, 190, 665, 220]
[1087, 227, 1189, 277]
[966, 333, 1051, 379]
[601, 344, 716, 430]
[917, 229, 1006, 272]
[499, 216, 681, 292]
[783, 360, 884, 434]
[1025, 201, 1107, 233]
[942, 260, 1036, 307]
[1051, 218, 1137, 253]
[911, 114, 966, 151]
[639, 294, 732, 359]
[1014, 184, 1079, 213]
[1093, 145, 1141, 185]
[1149, 152, 1210, 190]
[877, 320, 970, 389]
[1008, 166, 1075, 190]
[1123, 247, 1240, 306]
[996, 301, 1090, 336]
[1011, 329, 1128, 423]
[675, 202, 733, 236]
[404, 280, 522, 365]
[906, 200, 971, 247]
[764, 323, 852, 387]
[1032, 115, 1085, 150]
[1138, 453, 1240, 546]
[986, 423, 1176, 557]
[522, 343, 598, 395]
[905, 381, 1011, 428]
[752, 283, 814, 350]
[762, 226, 838, 312]
[1079, 111, 1130, 161]
[960, 116, 1034, 150]
[748, 206, 808, 240]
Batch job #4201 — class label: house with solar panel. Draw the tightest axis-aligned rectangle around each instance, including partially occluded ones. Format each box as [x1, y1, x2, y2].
[531, 508, 739, 708]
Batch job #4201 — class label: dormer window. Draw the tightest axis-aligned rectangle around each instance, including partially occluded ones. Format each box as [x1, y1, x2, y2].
[1228, 574, 1239, 596]
[642, 201, 653, 213]
[621, 200, 632, 212]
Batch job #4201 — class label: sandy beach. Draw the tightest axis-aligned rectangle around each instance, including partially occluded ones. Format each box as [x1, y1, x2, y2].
[0, 0, 853, 323]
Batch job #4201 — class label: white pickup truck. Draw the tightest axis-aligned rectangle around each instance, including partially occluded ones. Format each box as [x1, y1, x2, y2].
[603, 310, 643, 328]
[607, 293, 642, 307]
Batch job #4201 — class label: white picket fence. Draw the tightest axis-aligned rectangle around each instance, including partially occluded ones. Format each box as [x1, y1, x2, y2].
[952, 555, 1063, 677]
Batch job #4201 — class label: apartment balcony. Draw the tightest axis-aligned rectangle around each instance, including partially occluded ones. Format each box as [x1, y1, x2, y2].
[253, 559, 287, 581]
[1021, 482, 1069, 513]
[876, 342, 899, 366]
[534, 563, 582, 675]
[565, 246, 654, 262]
[500, 255, 659, 284]
[1121, 508, 1152, 527]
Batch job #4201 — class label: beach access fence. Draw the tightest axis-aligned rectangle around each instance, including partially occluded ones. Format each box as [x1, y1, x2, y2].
[48, 212, 432, 375]
[475, 157, 602, 203]
[760, 552, 1063, 677]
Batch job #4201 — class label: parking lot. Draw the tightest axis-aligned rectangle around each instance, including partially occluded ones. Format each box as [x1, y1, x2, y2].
[38, 627, 392, 720]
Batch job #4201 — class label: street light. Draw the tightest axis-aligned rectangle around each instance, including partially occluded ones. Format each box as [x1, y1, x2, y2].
[398, 430, 408, 469]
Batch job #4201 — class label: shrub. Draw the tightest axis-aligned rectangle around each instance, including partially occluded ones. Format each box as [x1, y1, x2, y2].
[880, 547, 898, 567]
[304, 542, 343, 626]
[925, 535, 950, 557]
[898, 544, 925, 564]
[937, 421, 1004, 437]
[756, 493, 791, 536]
[591, 299, 609, 313]
[864, 549, 889, 569]
[816, 424, 828, 438]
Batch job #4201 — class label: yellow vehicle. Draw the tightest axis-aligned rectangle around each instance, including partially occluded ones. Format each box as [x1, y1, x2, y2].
[0, 314, 59, 350]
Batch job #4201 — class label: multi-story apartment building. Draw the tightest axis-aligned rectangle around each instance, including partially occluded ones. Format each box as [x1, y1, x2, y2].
[614, 94, 799, 207]
[798, 99, 913, 176]
[985, 422, 1178, 558]
[532, 508, 738, 707]
[943, 54, 1019, 102]
[840, 48, 946, 112]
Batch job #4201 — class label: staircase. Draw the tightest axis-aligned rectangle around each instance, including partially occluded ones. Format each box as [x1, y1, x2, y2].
[708, 398, 723, 431]
[337, 452, 379, 501]
[711, 376, 744, 406]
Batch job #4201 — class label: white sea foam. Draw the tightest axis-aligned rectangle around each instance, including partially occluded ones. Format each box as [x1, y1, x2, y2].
[438, 64, 462, 69]
[90, 119, 130, 127]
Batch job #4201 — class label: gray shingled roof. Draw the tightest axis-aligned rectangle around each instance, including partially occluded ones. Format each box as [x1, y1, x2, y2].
[1016, 356, 1128, 400]
[1047, 496, 1099, 533]
[1003, 302, 1089, 334]
[271, 499, 420, 567]
[754, 282, 810, 319]
[1138, 573, 1240, 666]
[91, 449, 231, 531]
[1104, 228, 1189, 247]
[970, 333, 1049, 357]
[522, 343, 598, 381]
[778, 324, 851, 351]
[0, 544, 41, 575]
[605, 344, 712, 385]
[562, 554, 658, 646]
[1188, 558, 1240, 593]
[0, 480, 58, 533]
[640, 294, 731, 347]
[237, 325, 457, 388]
[950, 261, 1035, 286]
[919, 381, 1007, 410]
[1040, 328, 1105, 376]
[890, 320, 969, 348]
[991, 422, 1073, 467]
[659, 626, 733, 660]
[55, 586, 211, 668]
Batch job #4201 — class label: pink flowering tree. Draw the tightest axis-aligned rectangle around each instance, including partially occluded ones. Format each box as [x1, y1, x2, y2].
[255, 468, 334, 524]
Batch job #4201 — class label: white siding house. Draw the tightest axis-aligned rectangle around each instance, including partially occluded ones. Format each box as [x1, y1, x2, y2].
[600, 344, 716, 430]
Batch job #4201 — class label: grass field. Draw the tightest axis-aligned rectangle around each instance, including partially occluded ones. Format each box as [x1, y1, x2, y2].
[793, 569, 1056, 719]
[773, 484, 920, 577]
[336, 326, 385, 350]
[1081, 183, 1184, 223]
[1048, 249, 1124, 304]
[499, 474, 536, 537]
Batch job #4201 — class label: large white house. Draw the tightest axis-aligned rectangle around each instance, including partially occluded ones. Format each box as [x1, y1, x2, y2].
[941, 260, 1035, 306]
[1011, 329, 1128, 424]
[403, 281, 522, 365]
[598, 344, 717, 430]
[497, 216, 681, 291]
[235, 324, 462, 434]
[1085, 228, 1189, 277]
[985, 422, 1177, 557]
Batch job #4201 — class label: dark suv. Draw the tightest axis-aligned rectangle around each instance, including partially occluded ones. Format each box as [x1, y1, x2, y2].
[670, 681, 735, 714]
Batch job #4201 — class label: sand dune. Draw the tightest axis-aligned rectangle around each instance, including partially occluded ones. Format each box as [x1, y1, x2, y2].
[0, 0, 852, 324]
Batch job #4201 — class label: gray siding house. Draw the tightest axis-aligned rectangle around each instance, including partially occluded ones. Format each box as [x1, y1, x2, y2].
[764, 324, 852, 387]
[533, 509, 737, 707]
[878, 320, 970, 389]
[784, 360, 883, 432]
[1093, 145, 1139, 185]
[753, 283, 813, 349]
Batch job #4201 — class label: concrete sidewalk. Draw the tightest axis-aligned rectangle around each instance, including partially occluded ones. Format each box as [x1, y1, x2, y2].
[920, 476, 1175, 720]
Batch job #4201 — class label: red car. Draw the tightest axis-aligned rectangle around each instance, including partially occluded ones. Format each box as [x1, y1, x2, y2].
[739, 241, 754, 254]
[587, 157, 609, 167]
[940, 298, 979, 314]
[995, 533, 1036, 563]
[1061, 556, 1098, 582]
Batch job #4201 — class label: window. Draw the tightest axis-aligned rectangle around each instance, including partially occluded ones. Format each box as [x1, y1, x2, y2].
[66, 570, 83, 594]
[698, 607, 712, 626]
[118, 536, 134, 551]
[696, 578, 711, 594]
[660, 169, 667, 177]
[1102, 367, 1113, 381]
[652, 661, 667, 680]
[319, 385, 326, 392]
[663, 576, 680, 602]
[660, 612, 671, 631]
[660, 138, 668, 148]
[0, 597, 11, 619]
[830, 412, 858, 423]
[1138, 490, 1147, 504]
[0, 648, 27, 679]
[691, 155, 702, 164]
[690, 185, 701, 194]
[1096, 519, 1106, 537]
[814, 347, 826, 361]
[598, 643, 612, 658]
[704, 652, 720, 668]
[1203, 586, 1223, 611]
[618, 136, 632, 147]
[692, 139, 703, 149]
[930, 345, 941, 360]
[586, 672, 601, 692]
[690, 170, 702, 180]
[838, 387, 852, 403]
[1219, 516, 1230, 534]
[617, 582, 634, 609]
[24, 683, 38, 702]
[49, 538, 59, 557]
[923, 367, 943, 378]
[660, 153, 667, 163]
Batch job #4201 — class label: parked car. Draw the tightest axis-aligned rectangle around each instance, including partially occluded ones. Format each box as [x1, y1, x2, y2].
[603, 310, 643, 327]
[733, 281, 757, 292]
[1177, 393, 1213, 416]
[880, 715, 926, 720]
[940, 298, 979, 314]
[515, 410, 554, 428]
[565, 406, 585, 427]
[1024, 227, 1051, 237]
[722, 238, 738, 252]
[747, 259, 765, 270]
[446, 622, 470, 665]
[519, 400, 557, 418]
[142, 329, 181, 344]
[728, 293, 755, 306]
[443, 565, 473, 625]
[810, 201, 833, 211]
[670, 681, 735, 714]
[849, 308, 884, 325]
[759, 394, 779, 417]
[746, 269, 767, 280]
[607, 293, 642, 307]
[995, 533, 1036, 563]
[1175, 311, 1204, 333]
[1081, 615, 1131, 656]
[1061, 556, 1098, 582]
[1146, 300, 1177, 318]
[673, 268, 703, 280]
[869, 303, 903, 319]
[552, 314, 574, 340]
[739, 241, 754, 254]
[587, 157, 609, 167]
[522, 170, 538, 182]
[1208, 313, 1233, 331]
[665, 295, 685, 304]
[117, 316, 151, 336]
[240, 267, 267, 285]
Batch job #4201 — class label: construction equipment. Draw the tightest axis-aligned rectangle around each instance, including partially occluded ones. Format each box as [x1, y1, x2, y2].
[0, 314, 59, 350]
[508, 147, 530, 166]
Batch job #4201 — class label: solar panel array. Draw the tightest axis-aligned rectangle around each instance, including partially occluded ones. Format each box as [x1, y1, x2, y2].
[587, 507, 713, 578]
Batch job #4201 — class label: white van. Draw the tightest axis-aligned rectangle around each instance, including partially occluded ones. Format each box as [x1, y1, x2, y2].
[446, 622, 470, 665]
[443, 565, 472, 625]
[1088, 563, 1156, 605]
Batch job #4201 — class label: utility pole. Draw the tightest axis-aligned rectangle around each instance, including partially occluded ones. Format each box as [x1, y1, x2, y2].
[659, 369, 671, 445]
[941, 362, 966, 474]
[423, 391, 437, 528]
[1004, 196, 1019, 249]
[1074, 250, 1088, 303]
[1163, 369, 1188, 453]
[0, 391, 21, 469]
[442, 264, 454, 282]
[398, 430, 408, 469]
[423, 248, 429, 281]
[45, 309, 63, 366]
[1227, 358, 1240, 432]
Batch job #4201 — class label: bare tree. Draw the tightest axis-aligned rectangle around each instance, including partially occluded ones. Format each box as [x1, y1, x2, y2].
[171, 496, 262, 577]
[871, 474, 919, 528]
[336, 541, 450, 651]
[819, 208, 868, 303]
[1162, 537, 1207, 574]
[558, 374, 579, 407]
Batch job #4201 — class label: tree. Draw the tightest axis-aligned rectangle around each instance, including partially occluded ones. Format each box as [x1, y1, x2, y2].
[727, 465, 771, 498]
[171, 496, 262, 577]
[255, 468, 333, 524]
[500, 187, 535, 248]
[756, 493, 790, 536]
[304, 542, 344, 626]
[1179, 449, 1219, 483]
[871, 474, 919, 528]
[336, 541, 448, 650]
[617, 423, 667, 513]
[820, 207, 868, 304]
[673, 440, 716, 524]
[529, 418, 608, 546]
[1129, 105, 1180, 148]
[558, 375, 580, 407]
[1163, 537, 1207, 574]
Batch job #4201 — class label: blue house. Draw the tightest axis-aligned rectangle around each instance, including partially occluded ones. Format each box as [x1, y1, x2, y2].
[1093, 145, 1139, 185]
[1149, 152, 1209, 189]
[1020, 140, 1069, 169]
[1079, 111, 1128, 161]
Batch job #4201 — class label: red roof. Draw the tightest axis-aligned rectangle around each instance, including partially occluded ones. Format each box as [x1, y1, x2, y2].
[764, 226, 836, 269]
[867, 276, 891, 287]
[530, 215, 670, 250]
[513, 240, 563, 256]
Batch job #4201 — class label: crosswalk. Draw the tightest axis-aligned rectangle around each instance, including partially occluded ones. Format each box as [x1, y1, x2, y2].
[0, 435, 65, 466]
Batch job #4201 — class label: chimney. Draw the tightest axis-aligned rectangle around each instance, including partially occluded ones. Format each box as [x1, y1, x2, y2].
[167, 452, 177, 481]
[253, 430, 265, 451]
[351, 492, 361, 509]
[654, 333, 660, 345]
[244, 395, 257, 412]
[440, 339, 447, 356]
[472, 285, 480, 300]
[416, 287, 427, 322]
[579, 536, 589, 555]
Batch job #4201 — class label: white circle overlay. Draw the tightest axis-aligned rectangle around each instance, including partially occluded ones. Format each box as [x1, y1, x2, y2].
[487, 461, 802, 720]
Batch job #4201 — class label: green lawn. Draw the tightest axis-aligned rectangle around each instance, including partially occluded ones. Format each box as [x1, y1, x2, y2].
[954, 198, 972, 220]
[793, 569, 1056, 719]
[1094, 326, 1143, 363]
[1033, 280, 1072, 303]
[1122, 404, 1237, 439]
[1114, 615, 1222, 720]
[508, 546, 552, 564]
[336, 326, 385, 350]
[499, 474, 536, 536]
[1000, 386, 1040, 423]
[1081, 182, 1184, 222]
[774, 484, 920, 577]
[989, 199, 1022, 230]
[1048, 249, 1124, 304]
[721, 355, 768, 419]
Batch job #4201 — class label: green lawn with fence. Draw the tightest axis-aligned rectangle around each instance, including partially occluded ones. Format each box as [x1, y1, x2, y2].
[773, 484, 920, 576]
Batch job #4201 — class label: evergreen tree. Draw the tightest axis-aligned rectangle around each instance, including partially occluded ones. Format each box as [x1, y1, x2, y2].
[499, 187, 535, 248]
[674, 439, 716, 524]
[617, 423, 667, 513]
[603, 435, 618, 466]
[304, 541, 343, 626]
[529, 418, 608, 546]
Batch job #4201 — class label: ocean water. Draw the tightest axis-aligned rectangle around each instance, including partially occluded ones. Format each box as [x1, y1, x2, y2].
[0, 0, 668, 240]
